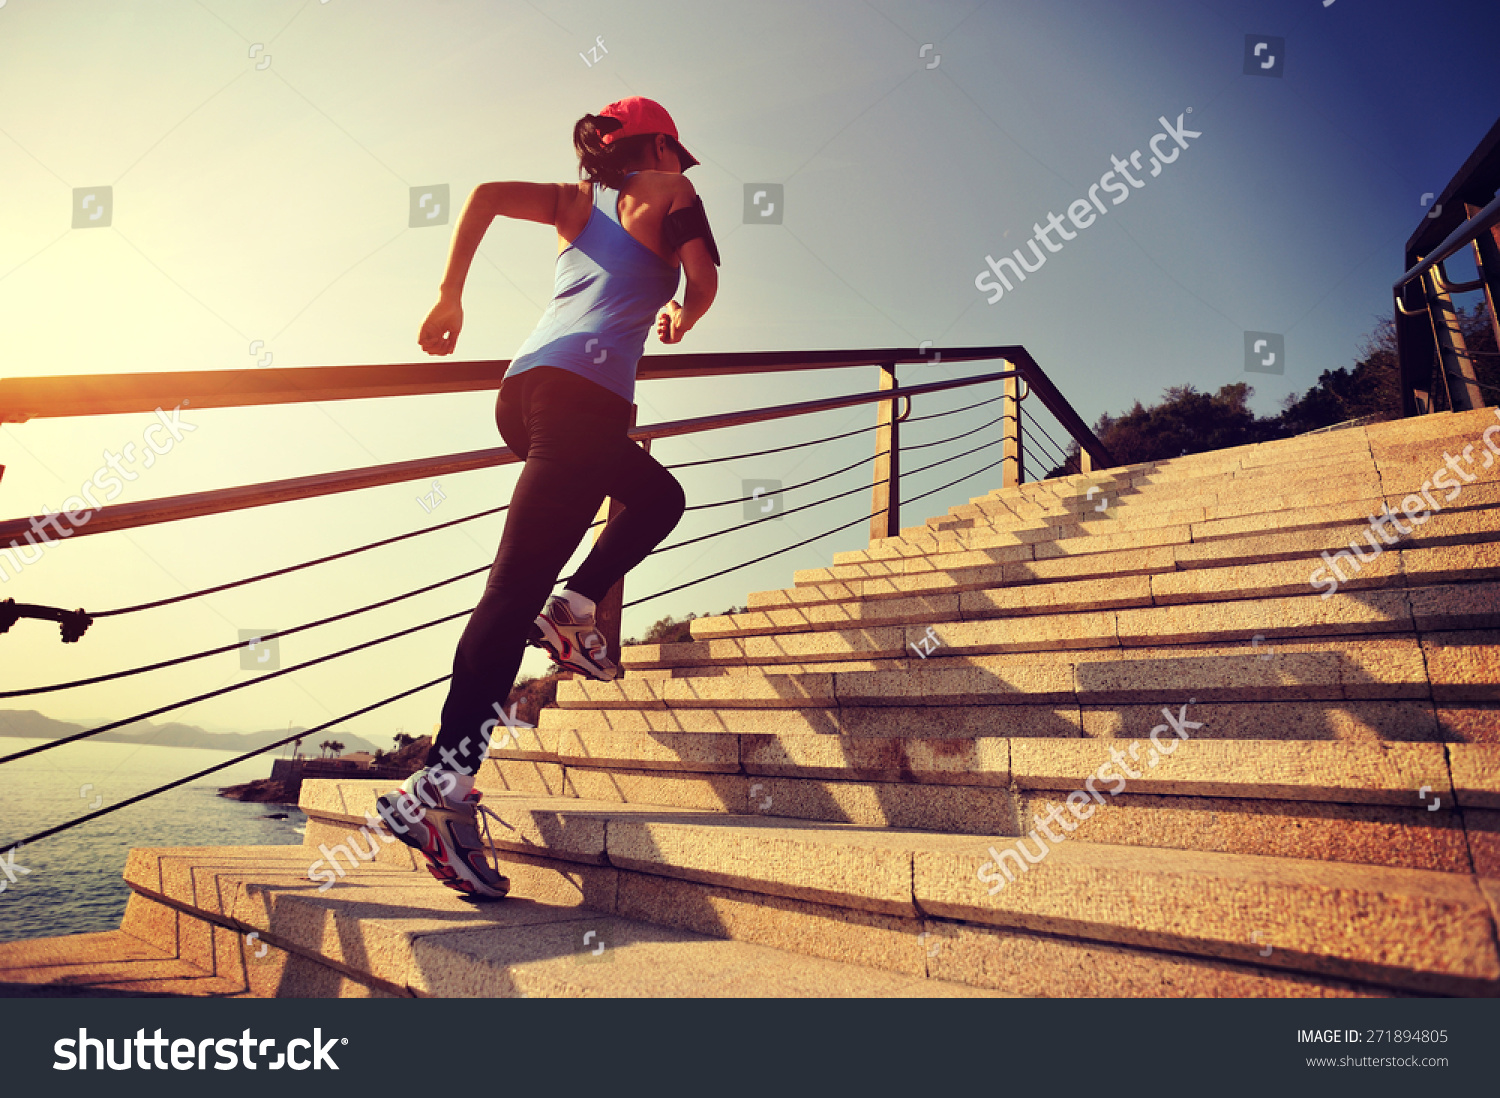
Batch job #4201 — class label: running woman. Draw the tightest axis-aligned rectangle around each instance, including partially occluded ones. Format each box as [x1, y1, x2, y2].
[374, 97, 720, 900]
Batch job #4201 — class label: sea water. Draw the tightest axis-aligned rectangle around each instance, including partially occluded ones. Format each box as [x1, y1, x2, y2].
[0, 737, 306, 944]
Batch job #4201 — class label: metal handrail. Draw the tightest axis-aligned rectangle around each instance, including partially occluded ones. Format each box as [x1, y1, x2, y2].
[1394, 114, 1500, 416]
[0, 346, 1112, 463]
[1393, 192, 1500, 293]
[0, 367, 1023, 543]
[2, 346, 1061, 421]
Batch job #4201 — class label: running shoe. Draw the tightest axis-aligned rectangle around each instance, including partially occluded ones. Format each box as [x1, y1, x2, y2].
[374, 773, 511, 901]
[531, 595, 618, 681]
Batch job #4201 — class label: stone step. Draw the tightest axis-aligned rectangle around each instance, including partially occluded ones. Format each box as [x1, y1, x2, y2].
[917, 833, 1499, 996]
[299, 783, 1499, 996]
[904, 420, 1497, 521]
[747, 543, 1496, 620]
[596, 634, 1495, 710]
[503, 728, 1465, 806]
[630, 635, 1500, 714]
[948, 462, 1386, 528]
[970, 430, 1377, 504]
[120, 844, 999, 998]
[464, 732, 1485, 874]
[955, 409, 1489, 524]
[937, 446, 1386, 510]
[795, 500, 1500, 592]
[940, 476, 1500, 547]
[300, 783, 1403, 997]
[0, 929, 255, 997]
[117, 846, 404, 998]
[856, 481, 1500, 566]
[537, 692, 1493, 742]
[671, 581, 1500, 664]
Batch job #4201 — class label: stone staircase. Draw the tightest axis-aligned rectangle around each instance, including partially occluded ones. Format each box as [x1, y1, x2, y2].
[4, 406, 1498, 997]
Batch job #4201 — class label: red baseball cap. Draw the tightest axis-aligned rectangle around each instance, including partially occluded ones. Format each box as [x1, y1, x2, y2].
[598, 96, 700, 170]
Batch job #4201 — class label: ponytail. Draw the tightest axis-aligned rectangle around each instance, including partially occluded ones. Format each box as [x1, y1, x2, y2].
[573, 113, 657, 189]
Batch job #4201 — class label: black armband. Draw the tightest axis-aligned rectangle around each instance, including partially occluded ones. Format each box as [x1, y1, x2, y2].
[663, 195, 721, 267]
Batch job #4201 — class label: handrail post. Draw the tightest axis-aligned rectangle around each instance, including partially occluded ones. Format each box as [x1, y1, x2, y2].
[869, 363, 900, 543]
[1396, 276, 1435, 416]
[1002, 370, 1024, 488]
[591, 407, 639, 662]
[1425, 268, 1485, 410]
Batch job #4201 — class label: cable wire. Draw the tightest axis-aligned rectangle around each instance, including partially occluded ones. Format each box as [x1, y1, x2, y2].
[905, 409, 1006, 454]
[659, 387, 1003, 471]
[1023, 430, 1068, 472]
[906, 390, 1005, 423]
[94, 502, 512, 618]
[653, 428, 1001, 555]
[2, 675, 449, 852]
[624, 450, 1010, 609]
[0, 610, 470, 765]
[684, 447, 886, 512]
[1020, 406, 1076, 473]
[662, 420, 878, 469]
[1021, 404, 1073, 463]
[2, 564, 492, 699]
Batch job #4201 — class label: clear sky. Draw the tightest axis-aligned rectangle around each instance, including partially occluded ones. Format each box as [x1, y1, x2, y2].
[1, 0, 1497, 757]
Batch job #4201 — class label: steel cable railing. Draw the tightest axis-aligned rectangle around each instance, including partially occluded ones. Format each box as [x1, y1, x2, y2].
[1021, 403, 1084, 477]
[2, 395, 1004, 699]
[73, 388, 1006, 618]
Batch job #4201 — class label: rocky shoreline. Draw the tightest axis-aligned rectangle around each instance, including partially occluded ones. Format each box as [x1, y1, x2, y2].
[218, 778, 301, 805]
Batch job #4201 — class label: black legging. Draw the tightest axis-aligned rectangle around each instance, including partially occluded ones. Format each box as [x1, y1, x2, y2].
[424, 366, 685, 776]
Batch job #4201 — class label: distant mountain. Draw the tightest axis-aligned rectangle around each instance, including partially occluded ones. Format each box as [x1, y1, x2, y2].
[0, 710, 380, 757]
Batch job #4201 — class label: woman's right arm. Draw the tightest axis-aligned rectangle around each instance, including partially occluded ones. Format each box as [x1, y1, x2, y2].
[420, 183, 566, 355]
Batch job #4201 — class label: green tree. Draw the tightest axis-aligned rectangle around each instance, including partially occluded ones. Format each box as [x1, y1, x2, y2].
[1049, 302, 1498, 477]
[1049, 382, 1283, 475]
[1279, 303, 1497, 431]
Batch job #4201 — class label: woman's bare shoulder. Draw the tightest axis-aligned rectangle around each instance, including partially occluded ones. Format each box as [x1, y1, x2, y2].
[626, 171, 696, 200]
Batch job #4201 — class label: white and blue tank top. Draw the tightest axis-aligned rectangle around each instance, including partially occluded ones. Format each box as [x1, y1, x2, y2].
[505, 173, 681, 403]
